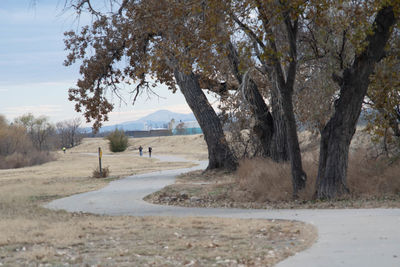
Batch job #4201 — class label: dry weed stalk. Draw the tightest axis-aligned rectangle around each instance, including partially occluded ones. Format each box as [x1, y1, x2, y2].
[238, 152, 399, 202]
[237, 158, 292, 201]
[92, 166, 110, 178]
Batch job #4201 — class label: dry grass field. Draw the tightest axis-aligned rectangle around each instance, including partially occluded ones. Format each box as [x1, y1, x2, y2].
[147, 130, 400, 209]
[0, 135, 316, 266]
[126, 134, 208, 160]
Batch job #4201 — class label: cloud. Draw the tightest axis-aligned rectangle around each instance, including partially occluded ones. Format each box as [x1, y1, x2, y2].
[0, 80, 75, 92]
[162, 104, 193, 114]
[0, 51, 65, 66]
[1, 105, 63, 119]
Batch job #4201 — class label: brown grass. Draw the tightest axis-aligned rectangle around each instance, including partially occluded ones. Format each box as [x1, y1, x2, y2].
[0, 212, 316, 266]
[236, 155, 319, 202]
[0, 151, 55, 169]
[0, 136, 316, 266]
[146, 130, 399, 210]
[237, 151, 400, 202]
[347, 153, 400, 197]
[127, 134, 208, 160]
[237, 158, 293, 202]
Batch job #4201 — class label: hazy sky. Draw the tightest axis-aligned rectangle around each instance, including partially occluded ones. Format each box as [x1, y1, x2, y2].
[0, 0, 210, 126]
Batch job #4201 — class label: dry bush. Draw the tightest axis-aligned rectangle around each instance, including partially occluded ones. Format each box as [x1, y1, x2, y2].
[238, 150, 399, 202]
[237, 158, 293, 202]
[3, 153, 31, 169]
[347, 152, 400, 197]
[92, 166, 110, 178]
[238, 157, 319, 202]
[29, 151, 55, 166]
[0, 119, 55, 169]
[1, 151, 55, 169]
[0, 125, 33, 156]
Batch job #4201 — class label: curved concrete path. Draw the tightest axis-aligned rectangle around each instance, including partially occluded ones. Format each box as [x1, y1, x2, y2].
[46, 155, 400, 267]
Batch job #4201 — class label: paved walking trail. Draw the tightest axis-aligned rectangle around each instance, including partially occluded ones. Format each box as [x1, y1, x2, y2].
[46, 155, 400, 267]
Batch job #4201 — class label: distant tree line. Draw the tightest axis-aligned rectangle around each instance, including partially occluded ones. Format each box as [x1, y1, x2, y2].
[0, 113, 84, 169]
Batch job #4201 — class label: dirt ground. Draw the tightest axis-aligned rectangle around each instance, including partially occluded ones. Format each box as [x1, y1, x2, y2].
[0, 136, 316, 266]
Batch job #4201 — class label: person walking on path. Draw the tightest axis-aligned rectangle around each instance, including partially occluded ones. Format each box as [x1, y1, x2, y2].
[62, 147, 66, 154]
[148, 147, 152, 158]
[139, 146, 143, 156]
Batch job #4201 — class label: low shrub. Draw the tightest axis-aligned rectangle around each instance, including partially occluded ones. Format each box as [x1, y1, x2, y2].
[0, 151, 55, 169]
[347, 153, 400, 197]
[237, 152, 399, 202]
[0, 115, 55, 169]
[106, 129, 129, 152]
[3, 153, 30, 169]
[237, 158, 293, 202]
[31, 151, 55, 166]
[92, 166, 110, 178]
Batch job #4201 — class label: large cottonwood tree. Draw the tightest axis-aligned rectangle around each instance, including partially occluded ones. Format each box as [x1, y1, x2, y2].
[289, 1, 398, 198]
[64, 0, 398, 198]
[315, 5, 397, 198]
[64, 0, 237, 170]
[221, 0, 308, 195]
[227, 0, 398, 198]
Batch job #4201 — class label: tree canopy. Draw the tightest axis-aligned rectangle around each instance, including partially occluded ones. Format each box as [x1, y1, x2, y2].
[64, 0, 399, 199]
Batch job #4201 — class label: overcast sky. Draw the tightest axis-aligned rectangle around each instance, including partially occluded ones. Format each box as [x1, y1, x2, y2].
[0, 0, 211, 126]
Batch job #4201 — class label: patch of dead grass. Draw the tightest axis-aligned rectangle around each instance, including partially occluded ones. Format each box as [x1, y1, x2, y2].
[0, 214, 316, 266]
[147, 151, 400, 209]
[0, 137, 316, 266]
[347, 153, 400, 197]
[238, 158, 293, 202]
[127, 135, 208, 160]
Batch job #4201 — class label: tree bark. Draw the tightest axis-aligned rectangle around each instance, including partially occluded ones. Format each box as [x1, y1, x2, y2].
[272, 15, 306, 196]
[226, 41, 282, 160]
[270, 84, 289, 162]
[280, 84, 307, 195]
[174, 69, 237, 171]
[240, 72, 274, 158]
[316, 6, 396, 199]
[240, 72, 289, 161]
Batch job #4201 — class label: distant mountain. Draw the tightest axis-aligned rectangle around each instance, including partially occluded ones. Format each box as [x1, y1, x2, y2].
[135, 109, 195, 123]
[93, 110, 196, 132]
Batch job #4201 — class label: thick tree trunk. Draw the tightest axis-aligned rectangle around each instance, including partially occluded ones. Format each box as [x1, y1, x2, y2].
[280, 87, 306, 195]
[270, 85, 289, 162]
[226, 42, 275, 158]
[316, 6, 395, 199]
[241, 75, 289, 161]
[240, 72, 274, 158]
[174, 69, 237, 171]
[269, 13, 306, 196]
